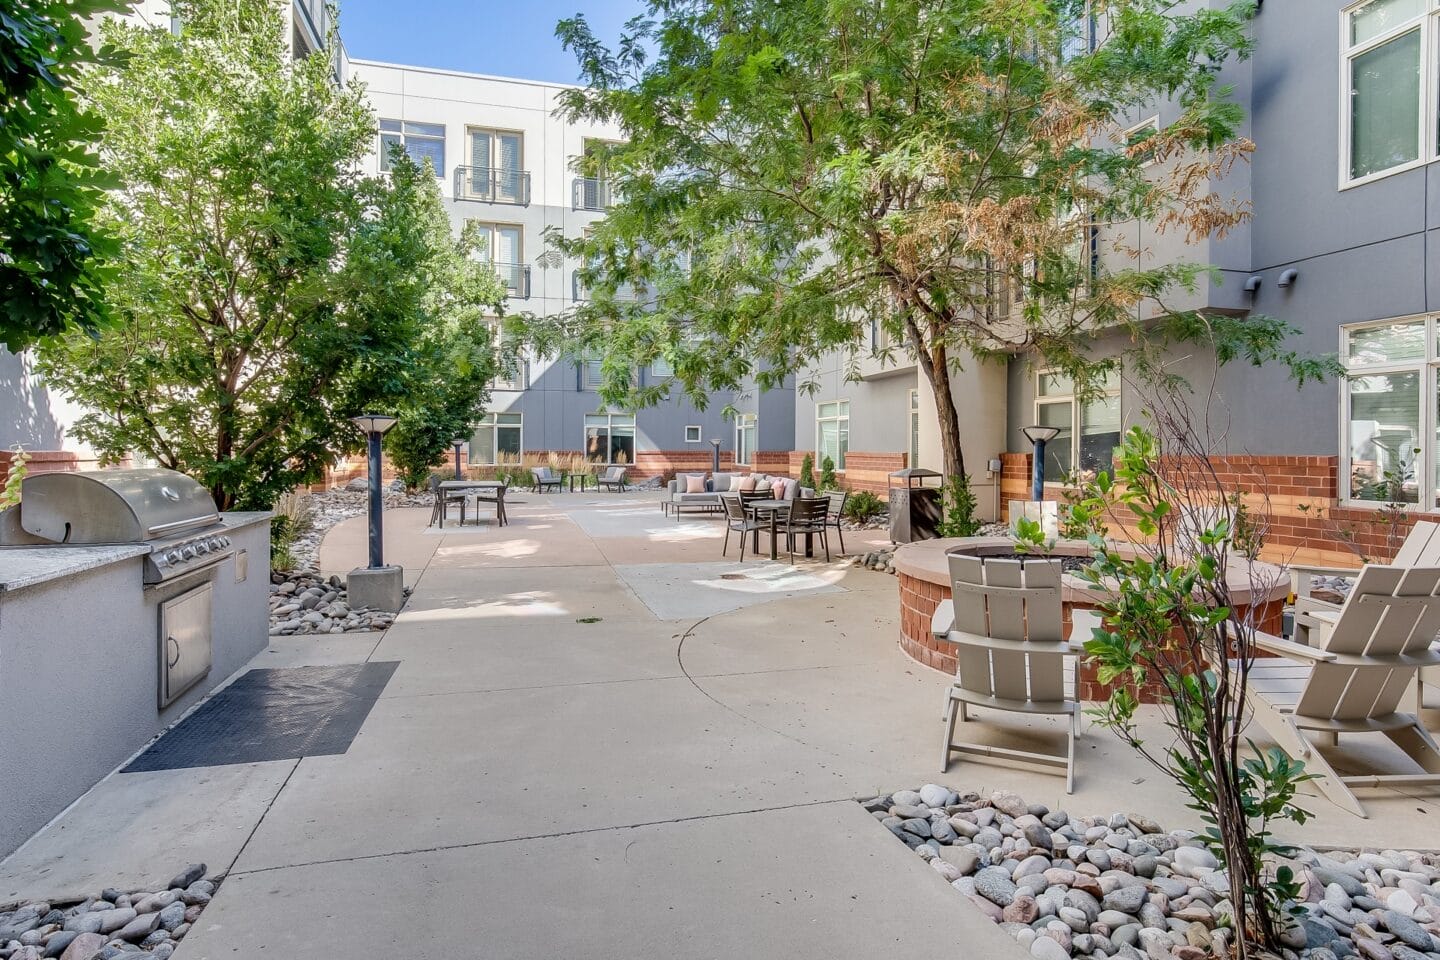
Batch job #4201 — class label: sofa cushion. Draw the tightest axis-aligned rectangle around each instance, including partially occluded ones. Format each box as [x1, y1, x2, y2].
[672, 492, 719, 504]
[737, 476, 758, 492]
[710, 472, 735, 491]
[727, 475, 746, 492]
[685, 475, 707, 493]
[770, 479, 786, 501]
[781, 478, 799, 500]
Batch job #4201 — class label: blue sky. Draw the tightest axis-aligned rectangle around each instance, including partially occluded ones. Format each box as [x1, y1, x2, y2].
[340, 0, 647, 84]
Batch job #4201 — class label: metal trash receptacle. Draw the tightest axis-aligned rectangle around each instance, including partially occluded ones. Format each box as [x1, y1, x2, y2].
[888, 468, 943, 543]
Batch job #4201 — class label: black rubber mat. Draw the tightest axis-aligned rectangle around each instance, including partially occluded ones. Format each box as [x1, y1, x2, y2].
[124, 662, 399, 772]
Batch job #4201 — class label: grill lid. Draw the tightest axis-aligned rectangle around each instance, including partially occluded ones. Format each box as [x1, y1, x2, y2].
[19, 468, 220, 544]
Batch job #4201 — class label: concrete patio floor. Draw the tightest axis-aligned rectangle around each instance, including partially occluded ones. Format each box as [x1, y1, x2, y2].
[3, 490, 1438, 958]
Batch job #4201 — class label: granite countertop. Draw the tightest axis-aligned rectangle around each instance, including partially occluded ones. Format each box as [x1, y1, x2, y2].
[0, 510, 269, 595]
[0, 543, 150, 594]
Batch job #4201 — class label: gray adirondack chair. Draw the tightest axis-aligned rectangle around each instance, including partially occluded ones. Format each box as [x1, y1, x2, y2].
[1239, 564, 1440, 818]
[931, 554, 1083, 792]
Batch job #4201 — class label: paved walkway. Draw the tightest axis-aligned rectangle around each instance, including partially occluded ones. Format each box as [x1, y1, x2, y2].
[3, 490, 1437, 958]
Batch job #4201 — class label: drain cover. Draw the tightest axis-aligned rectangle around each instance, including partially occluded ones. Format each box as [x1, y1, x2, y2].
[124, 662, 398, 772]
[720, 573, 748, 580]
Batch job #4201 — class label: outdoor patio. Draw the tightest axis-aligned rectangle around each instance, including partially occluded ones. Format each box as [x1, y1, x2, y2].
[2, 489, 1437, 957]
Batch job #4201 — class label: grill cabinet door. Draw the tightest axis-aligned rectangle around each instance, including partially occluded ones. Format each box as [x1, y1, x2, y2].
[158, 583, 213, 708]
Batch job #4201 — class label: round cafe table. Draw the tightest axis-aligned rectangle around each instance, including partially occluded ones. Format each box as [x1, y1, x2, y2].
[746, 499, 792, 560]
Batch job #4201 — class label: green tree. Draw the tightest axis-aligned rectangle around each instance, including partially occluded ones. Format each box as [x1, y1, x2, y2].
[1, 0, 122, 349]
[36, 0, 504, 508]
[524, 0, 1333, 483]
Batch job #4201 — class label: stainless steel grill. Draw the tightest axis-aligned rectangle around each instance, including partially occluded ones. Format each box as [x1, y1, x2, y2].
[4, 468, 235, 584]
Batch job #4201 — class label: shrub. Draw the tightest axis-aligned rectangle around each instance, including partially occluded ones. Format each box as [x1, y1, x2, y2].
[936, 472, 980, 538]
[843, 489, 884, 522]
[1017, 419, 1313, 956]
[1, 446, 30, 512]
[799, 453, 815, 490]
[819, 455, 837, 491]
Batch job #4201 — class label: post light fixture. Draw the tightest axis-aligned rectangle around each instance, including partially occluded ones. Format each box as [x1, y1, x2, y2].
[451, 436, 467, 480]
[709, 438, 722, 473]
[1021, 424, 1062, 503]
[351, 414, 397, 569]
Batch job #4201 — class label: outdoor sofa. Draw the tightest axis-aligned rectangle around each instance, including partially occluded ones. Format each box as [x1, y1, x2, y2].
[665, 471, 813, 519]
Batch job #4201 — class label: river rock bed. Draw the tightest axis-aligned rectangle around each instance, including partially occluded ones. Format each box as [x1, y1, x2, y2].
[865, 787, 1440, 960]
[0, 864, 215, 960]
[268, 571, 408, 635]
[287, 484, 433, 571]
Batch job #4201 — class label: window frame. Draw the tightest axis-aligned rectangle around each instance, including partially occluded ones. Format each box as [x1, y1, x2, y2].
[468, 412, 523, 466]
[1338, 314, 1434, 508]
[583, 412, 637, 465]
[815, 399, 851, 471]
[1338, 0, 1437, 189]
[1123, 116, 1160, 168]
[468, 220, 525, 297]
[908, 389, 921, 469]
[735, 413, 758, 466]
[684, 425, 702, 443]
[379, 119, 446, 177]
[1032, 370, 1122, 485]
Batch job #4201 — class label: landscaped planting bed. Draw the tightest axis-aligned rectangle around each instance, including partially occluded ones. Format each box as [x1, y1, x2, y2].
[865, 787, 1440, 960]
[0, 864, 216, 960]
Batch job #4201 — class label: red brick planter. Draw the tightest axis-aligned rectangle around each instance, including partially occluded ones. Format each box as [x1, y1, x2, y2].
[893, 537, 1290, 703]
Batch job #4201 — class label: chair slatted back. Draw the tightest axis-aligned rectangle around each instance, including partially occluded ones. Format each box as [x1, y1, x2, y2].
[738, 490, 770, 508]
[826, 491, 847, 520]
[721, 495, 747, 522]
[1297, 564, 1440, 720]
[788, 498, 827, 527]
[1393, 521, 1440, 566]
[948, 555, 1064, 705]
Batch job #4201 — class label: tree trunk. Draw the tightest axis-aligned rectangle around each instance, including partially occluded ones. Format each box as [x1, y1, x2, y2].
[921, 345, 966, 481]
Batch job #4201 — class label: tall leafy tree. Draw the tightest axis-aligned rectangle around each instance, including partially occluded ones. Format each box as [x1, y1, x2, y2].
[529, 0, 1332, 481]
[36, 0, 505, 508]
[1, 0, 121, 349]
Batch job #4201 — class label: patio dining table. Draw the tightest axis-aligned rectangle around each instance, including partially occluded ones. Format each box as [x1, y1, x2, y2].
[746, 499, 792, 561]
[438, 480, 506, 528]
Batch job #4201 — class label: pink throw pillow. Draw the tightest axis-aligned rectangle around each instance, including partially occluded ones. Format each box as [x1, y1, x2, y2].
[771, 480, 786, 500]
[685, 475, 707, 493]
[737, 476, 757, 492]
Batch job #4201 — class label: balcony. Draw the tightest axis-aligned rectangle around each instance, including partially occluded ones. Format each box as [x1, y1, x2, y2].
[454, 167, 531, 205]
[572, 271, 645, 303]
[493, 262, 531, 299]
[572, 177, 614, 211]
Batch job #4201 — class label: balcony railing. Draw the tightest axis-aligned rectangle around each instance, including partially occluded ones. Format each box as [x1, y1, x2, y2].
[572, 177, 614, 211]
[492, 262, 531, 299]
[455, 167, 531, 205]
[572, 271, 645, 302]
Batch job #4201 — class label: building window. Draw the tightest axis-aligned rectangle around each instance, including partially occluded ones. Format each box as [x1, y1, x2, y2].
[816, 400, 850, 470]
[470, 221, 527, 298]
[735, 414, 757, 465]
[1124, 117, 1160, 166]
[909, 390, 921, 468]
[379, 119, 445, 176]
[649, 357, 674, 380]
[1060, 2, 1096, 62]
[1033, 370, 1121, 483]
[684, 425, 702, 443]
[584, 413, 636, 464]
[470, 413, 523, 465]
[463, 127, 526, 203]
[1342, 0, 1430, 184]
[1341, 316, 1430, 504]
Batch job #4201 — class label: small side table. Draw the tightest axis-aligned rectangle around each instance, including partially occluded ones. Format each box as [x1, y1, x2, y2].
[570, 472, 597, 493]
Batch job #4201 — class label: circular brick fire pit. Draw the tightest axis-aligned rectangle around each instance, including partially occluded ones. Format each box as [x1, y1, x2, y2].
[892, 536, 1289, 702]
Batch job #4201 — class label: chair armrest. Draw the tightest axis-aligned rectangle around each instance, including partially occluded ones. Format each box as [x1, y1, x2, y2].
[930, 601, 954, 638]
[1254, 631, 1337, 663]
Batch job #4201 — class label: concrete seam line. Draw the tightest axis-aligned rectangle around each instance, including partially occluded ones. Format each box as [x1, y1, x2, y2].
[228, 796, 858, 877]
[222, 757, 303, 879]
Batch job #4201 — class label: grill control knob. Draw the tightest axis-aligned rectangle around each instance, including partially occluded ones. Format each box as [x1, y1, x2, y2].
[220, 536, 231, 547]
[165, 550, 181, 565]
[181, 545, 197, 560]
[195, 541, 209, 555]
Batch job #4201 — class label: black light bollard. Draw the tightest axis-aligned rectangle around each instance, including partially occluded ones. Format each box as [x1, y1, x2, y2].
[1021, 425, 1061, 502]
[347, 414, 403, 612]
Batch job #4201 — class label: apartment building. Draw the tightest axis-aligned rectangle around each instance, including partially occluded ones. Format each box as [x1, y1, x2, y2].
[797, 0, 1440, 550]
[351, 60, 796, 479]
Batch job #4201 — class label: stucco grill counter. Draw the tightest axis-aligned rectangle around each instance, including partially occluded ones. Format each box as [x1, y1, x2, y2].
[0, 469, 270, 859]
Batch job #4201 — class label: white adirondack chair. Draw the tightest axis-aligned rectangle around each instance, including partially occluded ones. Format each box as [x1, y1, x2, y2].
[1292, 520, 1440, 714]
[932, 554, 1083, 792]
[1239, 564, 1440, 818]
